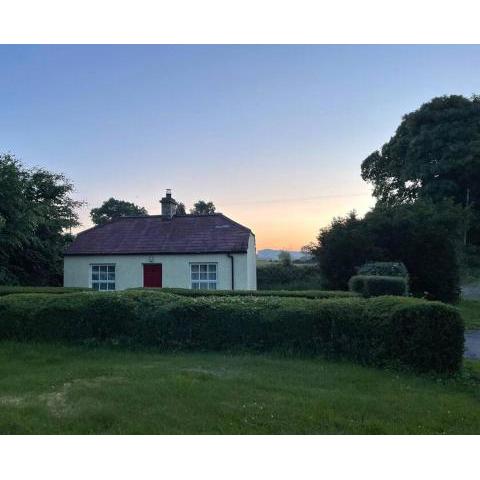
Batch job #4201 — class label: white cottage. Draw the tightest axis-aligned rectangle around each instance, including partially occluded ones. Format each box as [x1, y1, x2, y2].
[64, 190, 257, 291]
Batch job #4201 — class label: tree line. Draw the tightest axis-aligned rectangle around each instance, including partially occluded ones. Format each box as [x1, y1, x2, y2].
[2, 94, 479, 294]
[90, 198, 216, 225]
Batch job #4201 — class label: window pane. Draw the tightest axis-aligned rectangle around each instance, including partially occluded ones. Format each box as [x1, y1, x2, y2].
[92, 273, 99, 281]
[107, 265, 115, 273]
[208, 272, 216, 280]
[191, 272, 199, 280]
[200, 272, 207, 280]
[107, 282, 115, 291]
[208, 283, 217, 290]
[99, 283, 107, 291]
[191, 265, 199, 273]
[199, 283, 209, 290]
[192, 282, 199, 290]
[92, 265, 99, 272]
[108, 272, 115, 281]
[100, 272, 107, 281]
[208, 264, 216, 272]
[200, 265, 207, 272]
[100, 265, 108, 273]
[92, 282, 99, 290]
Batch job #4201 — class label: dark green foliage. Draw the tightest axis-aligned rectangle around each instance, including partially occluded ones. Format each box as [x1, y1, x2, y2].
[90, 197, 148, 225]
[189, 200, 216, 215]
[358, 262, 408, 278]
[306, 211, 379, 290]
[156, 288, 357, 299]
[308, 200, 461, 303]
[349, 275, 408, 297]
[0, 154, 81, 286]
[364, 297, 464, 374]
[361, 94, 480, 245]
[0, 286, 90, 297]
[175, 202, 187, 215]
[366, 201, 461, 303]
[0, 291, 464, 373]
[0, 293, 137, 342]
[257, 263, 324, 290]
[278, 250, 292, 266]
[459, 244, 480, 284]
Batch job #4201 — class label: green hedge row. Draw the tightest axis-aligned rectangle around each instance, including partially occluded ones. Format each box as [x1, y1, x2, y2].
[151, 288, 358, 299]
[0, 286, 90, 297]
[0, 291, 463, 373]
[349, 275, 408, 297]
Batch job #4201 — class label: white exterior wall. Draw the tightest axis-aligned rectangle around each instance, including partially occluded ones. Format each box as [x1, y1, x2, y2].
[64, 234, 257, 291]
[246, 234, 257, 290]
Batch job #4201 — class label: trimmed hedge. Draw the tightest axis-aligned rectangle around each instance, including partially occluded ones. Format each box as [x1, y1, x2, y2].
[0, 290, 464, 373]
[0, 286, 90, 297]
[357, 262, 408, 278]
[349, 275, 408, 297]
[257, 264, 324, 290]
[364, 297, 464, 374]
[152, 288, 358, 300]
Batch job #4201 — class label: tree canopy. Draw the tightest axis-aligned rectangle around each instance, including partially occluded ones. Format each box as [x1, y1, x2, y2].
[190, 200, 216, 215]
[278, 250, 292, 266]
[90, 198, 148, 225]
[175, 202, 186, 215]
[361, 94, 480, 243]
[0, 154, 81, 285]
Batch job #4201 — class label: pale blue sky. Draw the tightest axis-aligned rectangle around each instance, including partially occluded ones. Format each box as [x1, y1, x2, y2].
[1, 45, 479, 248]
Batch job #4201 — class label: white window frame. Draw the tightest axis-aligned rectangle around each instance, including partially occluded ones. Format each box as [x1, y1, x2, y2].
[90, 264, 116, 291]
[190, 263, 217, 290]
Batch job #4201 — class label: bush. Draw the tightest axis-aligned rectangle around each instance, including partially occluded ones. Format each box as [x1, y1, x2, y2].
[0, 286, 90, 297]
[0, 290, 464, 373]
[357, 262, 408, 278]
[308, 201, 461, 303]
[348, 275, 408, 297]
[364, 297, 464, 373]
[257, 263, 323, 290]
[156, 288, 357, 300]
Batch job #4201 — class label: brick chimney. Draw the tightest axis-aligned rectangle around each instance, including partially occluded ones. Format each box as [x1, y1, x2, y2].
[160, 189, 177, 218]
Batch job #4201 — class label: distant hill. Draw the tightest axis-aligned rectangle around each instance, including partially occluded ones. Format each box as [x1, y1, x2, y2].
[257, 249, 312, 262]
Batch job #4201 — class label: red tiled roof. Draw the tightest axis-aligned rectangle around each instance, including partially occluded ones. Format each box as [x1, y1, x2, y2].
[64, 214, 252, 256]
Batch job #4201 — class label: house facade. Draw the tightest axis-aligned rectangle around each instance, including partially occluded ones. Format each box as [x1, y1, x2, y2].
[64, 191, 257, 291]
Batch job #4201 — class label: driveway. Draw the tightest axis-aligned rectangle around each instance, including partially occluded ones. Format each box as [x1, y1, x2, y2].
[465, 330, 480, 359]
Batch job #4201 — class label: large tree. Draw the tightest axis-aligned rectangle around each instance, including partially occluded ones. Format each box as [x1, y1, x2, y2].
[0, 154, 81, 285]
[361, 95, 480, 243]
[90, 198, 148, 225]
[190, 200, 216, 215]
[307, 200, 462, 303]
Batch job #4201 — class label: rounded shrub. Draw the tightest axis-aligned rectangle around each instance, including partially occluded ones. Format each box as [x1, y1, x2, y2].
[357, 262, 408, 278]
[349, 275, 408, 297]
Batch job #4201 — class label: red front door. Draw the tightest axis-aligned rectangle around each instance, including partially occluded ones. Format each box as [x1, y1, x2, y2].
[143, 264, 162, 288]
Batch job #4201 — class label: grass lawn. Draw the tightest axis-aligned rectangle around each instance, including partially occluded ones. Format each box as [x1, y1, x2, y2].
[1, 342, 480, 434]
[459, 299, 480, 329]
